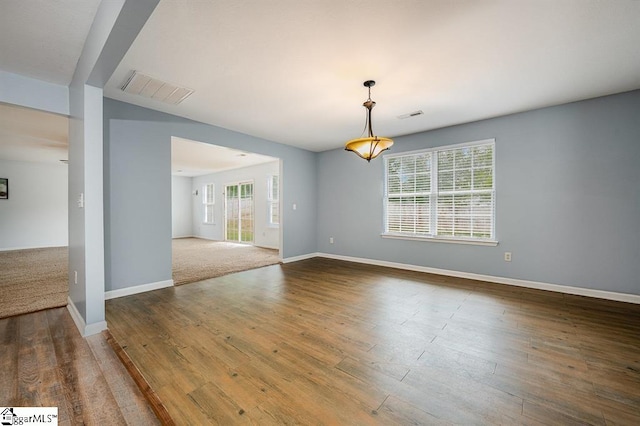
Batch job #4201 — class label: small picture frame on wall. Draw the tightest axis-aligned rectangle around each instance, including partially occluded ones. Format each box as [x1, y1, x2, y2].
[0, 178, 8, 199]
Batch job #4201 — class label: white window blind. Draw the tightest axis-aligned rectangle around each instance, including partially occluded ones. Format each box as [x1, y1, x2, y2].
[386, 153, 432, 235]
[203, 183, 215, 224]
[268, 175, 279, 226]
[384, 139, 495, 243]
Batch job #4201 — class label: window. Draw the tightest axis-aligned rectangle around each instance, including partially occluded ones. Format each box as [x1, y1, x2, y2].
[267, 175, 279, 226]
[384, 139, 495, 244]
[203, 183, 215, 224]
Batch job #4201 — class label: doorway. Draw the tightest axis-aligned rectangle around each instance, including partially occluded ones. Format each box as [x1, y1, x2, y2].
[225, 181, 254, 243]
[170, 137, 282, 286]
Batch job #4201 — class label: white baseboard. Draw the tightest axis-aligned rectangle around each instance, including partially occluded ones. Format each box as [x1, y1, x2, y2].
[254, 244, 280, 251]
[282, 252, 320, 264]
[105, 279, 174, 300]
[172, 235, 195, 239]
[84, 320, 108, 336]
[316, 253, 640, 304]
[66, 297, 107, 337]
[187, 236, 221, 241]
[66, 297, 85, 334]
[0, 244, 67, 252]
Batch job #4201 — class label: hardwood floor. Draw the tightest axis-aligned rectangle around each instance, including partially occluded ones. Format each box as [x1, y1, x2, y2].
[0, 307, 159, 426]
[106, 258, 640, 425]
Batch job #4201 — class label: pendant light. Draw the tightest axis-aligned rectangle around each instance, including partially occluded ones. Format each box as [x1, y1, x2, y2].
[345, 80, 393, 161]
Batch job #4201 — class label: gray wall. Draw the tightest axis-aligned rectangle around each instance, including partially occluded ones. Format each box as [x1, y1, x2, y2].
[104, 98, 317, 291]
[171, 175, 193, 238]
[317, 90, 640, 295]
[0, 71, 69, 115]
[104, 90, 639, 296]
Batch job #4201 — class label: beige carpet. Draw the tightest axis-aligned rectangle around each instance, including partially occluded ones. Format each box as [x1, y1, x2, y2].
[0, 240, 279, 317]
[0, 246, 68, 319]
[172, 238, 280, 286]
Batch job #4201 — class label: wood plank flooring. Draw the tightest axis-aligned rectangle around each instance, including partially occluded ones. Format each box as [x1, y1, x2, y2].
[106, 258, 640, 425]
[0, 307, 159, 426]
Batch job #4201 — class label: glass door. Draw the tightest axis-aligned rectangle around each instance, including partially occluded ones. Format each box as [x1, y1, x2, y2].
[225, 182, 254, 243]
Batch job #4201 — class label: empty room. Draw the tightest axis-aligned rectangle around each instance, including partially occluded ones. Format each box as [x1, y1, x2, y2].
[1, 1, 639, 424]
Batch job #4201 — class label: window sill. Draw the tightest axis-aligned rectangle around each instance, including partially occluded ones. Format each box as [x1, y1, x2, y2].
[381, 233, 498, 246]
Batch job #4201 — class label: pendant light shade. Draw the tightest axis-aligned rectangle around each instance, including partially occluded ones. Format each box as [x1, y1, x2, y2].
[344, 136, 394, 161]
[345, 80, 393, 162]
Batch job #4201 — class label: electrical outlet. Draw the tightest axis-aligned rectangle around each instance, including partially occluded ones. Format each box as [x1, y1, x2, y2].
[292, 203, 297, 210]
[504, 252, 512, 262]
[329, 237, 334, 244]
[74, 270, 78, 284]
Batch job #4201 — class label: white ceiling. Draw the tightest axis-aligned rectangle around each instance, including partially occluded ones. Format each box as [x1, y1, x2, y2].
[0, 1, 96, 167]
[172, 137, 278, 177]
[104, 0, 640, 152]
[0, 103, 68, 164]
[0, 0, 101, 85]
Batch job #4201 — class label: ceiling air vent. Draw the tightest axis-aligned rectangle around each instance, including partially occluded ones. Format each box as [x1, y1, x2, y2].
[121, 71, 194, 105]
[397, 110, 424, 119]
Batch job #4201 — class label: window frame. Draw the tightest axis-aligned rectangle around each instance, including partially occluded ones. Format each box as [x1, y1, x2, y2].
[267, 174, 280, 227]
[382, 139, 497, 246]
[202, 183, 215, 225]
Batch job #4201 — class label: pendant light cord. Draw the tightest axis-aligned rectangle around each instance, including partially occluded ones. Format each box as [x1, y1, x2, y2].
[360, 85, 375, 138]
